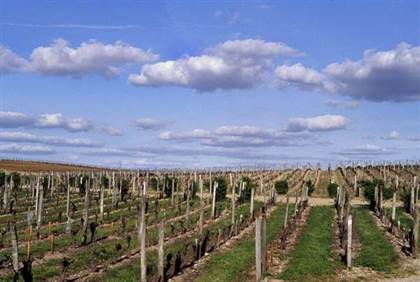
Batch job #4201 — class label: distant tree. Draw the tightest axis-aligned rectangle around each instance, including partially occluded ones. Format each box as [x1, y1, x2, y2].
[100, 175, 109, 189]
[275, 180, 288, 194]
[214, 176, 227, 202]
[150, 178, 159, 191]
[120, 179, 129, 200]
[306, 179, 315, 196]
[361, 179, 392, 208]
[327, 183, 339, 198]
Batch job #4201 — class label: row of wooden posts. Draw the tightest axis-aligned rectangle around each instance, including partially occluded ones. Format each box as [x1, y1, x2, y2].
[335, 185, 353, 268]
[255, 184, 309, 281]
[373, 184, 419, 258]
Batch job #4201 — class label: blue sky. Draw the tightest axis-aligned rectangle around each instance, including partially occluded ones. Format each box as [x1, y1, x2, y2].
[0, 0, 419, 168]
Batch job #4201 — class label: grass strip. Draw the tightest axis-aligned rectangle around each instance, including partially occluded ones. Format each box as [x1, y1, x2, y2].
[354, 207, 398, 272]
[279, 206, 335, 281]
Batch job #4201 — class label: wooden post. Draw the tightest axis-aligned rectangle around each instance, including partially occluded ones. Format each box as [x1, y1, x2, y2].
[158, 219, 165, 281]
[411, 185, 415, 215]
[140, 181, 147, 282]
[34, 177, 39, 217]
[261, 210, 267, 274]
[100, 180, 104, 223]
[82, 177, 90, 244]
[250, 185, 254, 218]
[284, 196, 289, 229]
[232, 181, 236, 224]
[27, 225, 32, 260]
[347, 214, 352, 268]
[413, 207, 418, 258]
[209, 170, 212, 195]
[212, 182, 217, 219]
[199, 175, 204, 236]
[392, 191, 397, 223]
[186, 181, 191, 222]
[36, 183, 43, 238]
[66, 174, 70, 218]
[255, 216, 262, 282]
[10, 222, 19, 279]
[171, 178, 175, 205]
[379, 186, 383, 213]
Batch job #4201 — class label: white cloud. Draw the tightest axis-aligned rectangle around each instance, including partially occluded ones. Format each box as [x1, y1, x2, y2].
[159, 125, 315, 148]
[134, 118, 168, 130]
[275, 63, 339, 92]
[0, 111, 119, 136]
[285, 115, 349, 132]
[0, 46, 29, 74]
[34, 113, 93, 131]
[0, 143, 55, 155]
[214, 125, 278, 138]
[129, 39, 302, 91]
[275, 43, 420, 102]
[0, 131, 102, 147]
[30, 38, 158, 77]
[159, 129, 211, 141]
[0, 111, 33, 127]
[0, 39, 158, 78]
[209, 39, 303, 59]
[382, 130, 401, 140]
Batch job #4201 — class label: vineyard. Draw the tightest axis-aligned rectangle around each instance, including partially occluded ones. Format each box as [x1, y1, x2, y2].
[0, 162, 419, 281]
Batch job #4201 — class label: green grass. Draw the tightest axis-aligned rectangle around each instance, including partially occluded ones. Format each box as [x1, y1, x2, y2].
[385, 207, 413, 230]
[354, 207, 398, 272]
[194, 204, 293, 282]
[279, 206, 336, 281]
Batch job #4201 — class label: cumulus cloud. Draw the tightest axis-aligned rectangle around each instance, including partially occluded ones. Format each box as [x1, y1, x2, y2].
[0, 46, 29, 74]
[275, 63, 340, 92]
[159, 125, 315, 148]
[129, 39, 302, 91]
[275, 43, 420, 102]
[30, 38, 158, 77]
[0, 39, 158, 78]
[0, 111, 34, 128]
[159, 129, 211, 141]
[134, 118, 168, 130]
[285, 115, 349, 132]
[0, 143, 55, 155]
[382, 130, 401, 140]
[0, 131, 103, 147]
[0, 111, 119, 135]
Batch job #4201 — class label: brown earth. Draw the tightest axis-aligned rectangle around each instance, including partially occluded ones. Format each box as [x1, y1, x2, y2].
[0, 159, 104, 172]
